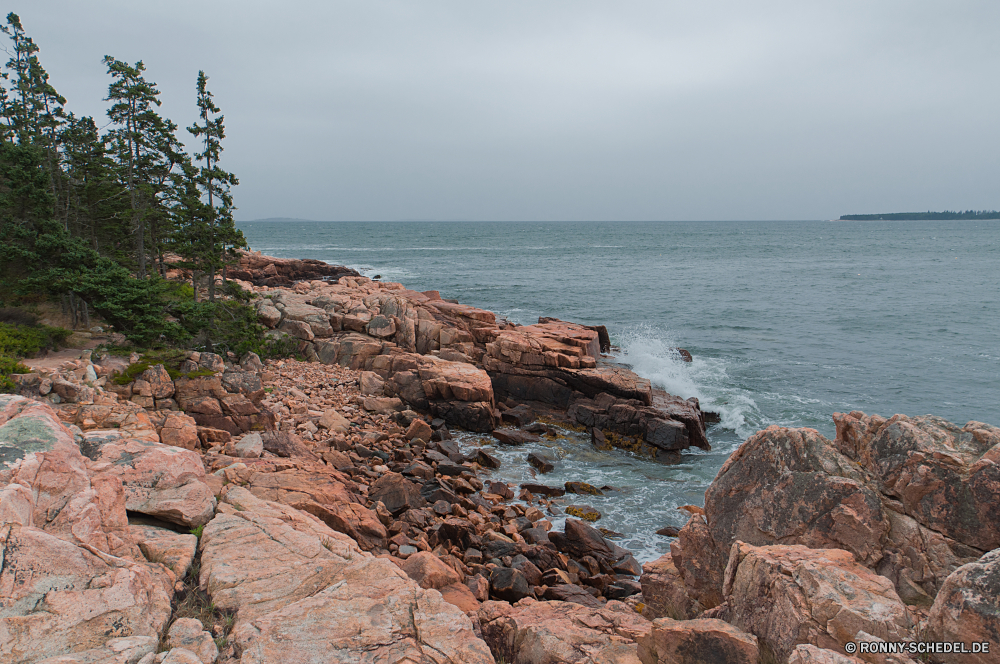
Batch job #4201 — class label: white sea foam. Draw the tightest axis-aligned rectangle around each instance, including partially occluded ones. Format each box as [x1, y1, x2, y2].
[613, 325, 761, 438]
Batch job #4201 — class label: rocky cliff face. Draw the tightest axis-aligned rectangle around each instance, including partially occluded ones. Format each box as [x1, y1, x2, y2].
[5, 255, 998, 664]
[641, 411, 1000, 664]
[235, 259, 709, 458]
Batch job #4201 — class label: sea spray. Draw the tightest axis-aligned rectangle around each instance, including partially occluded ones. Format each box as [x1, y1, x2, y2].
[612, 324, 762, 438]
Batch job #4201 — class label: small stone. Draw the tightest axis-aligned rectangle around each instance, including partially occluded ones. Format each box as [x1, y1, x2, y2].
[526, 452, 555, 473]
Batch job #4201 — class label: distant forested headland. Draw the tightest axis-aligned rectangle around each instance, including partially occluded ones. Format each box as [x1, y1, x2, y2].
[840, 210, 1000, 221]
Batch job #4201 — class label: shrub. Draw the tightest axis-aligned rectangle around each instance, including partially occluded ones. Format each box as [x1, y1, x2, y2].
[0, 322, 71, 358]
[0, 355, 31, 393]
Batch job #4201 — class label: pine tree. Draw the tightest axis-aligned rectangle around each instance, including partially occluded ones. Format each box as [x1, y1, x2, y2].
[1, 13, 68, 223]
[186, 70, 244, 301]
[104, 56, 184, 277]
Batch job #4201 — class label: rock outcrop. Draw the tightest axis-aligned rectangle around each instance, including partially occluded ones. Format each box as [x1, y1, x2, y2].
[479, 598, 651, 664]
[722, 543, 912, 662]
[660, 414, 994, 615]
[925, 548, 1000, 664]
[200, 487, 494, 663]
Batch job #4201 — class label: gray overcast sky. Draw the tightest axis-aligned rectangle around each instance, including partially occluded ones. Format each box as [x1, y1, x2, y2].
[15, 1, 1000, 221]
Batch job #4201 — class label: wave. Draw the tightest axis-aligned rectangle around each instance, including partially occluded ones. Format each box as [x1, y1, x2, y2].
[612, 325, 762, 438]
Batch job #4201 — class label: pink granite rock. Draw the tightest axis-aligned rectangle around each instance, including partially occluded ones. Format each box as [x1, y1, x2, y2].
[479, 598, 650, 664]
[723, 543, 913, 662]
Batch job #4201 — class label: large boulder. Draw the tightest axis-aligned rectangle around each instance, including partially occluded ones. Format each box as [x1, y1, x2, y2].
[200, 487, 494, 663]
[669, 513, 728, 612]
[924, 548, 1000, 664]
[479, 598, 651, 664]
[640, 551, 697, 620]
[0, 523, 172, 664]
[291, 498, 387, 551]
[81, 432, 216, 527]
[705, 425, 889, 568]
[834, 412, 1000, 552]
[722, 543, 913, 662]
[0, 395, 137, 558]
[637, 617, 759, 664]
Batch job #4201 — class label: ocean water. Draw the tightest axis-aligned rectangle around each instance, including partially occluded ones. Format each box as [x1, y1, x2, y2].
[239, 220, 1000, 560]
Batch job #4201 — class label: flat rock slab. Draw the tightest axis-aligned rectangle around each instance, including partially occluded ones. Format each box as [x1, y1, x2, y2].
[200, 487, 493, 663]
[492, 428, 540, 445]
[83, 433, 216, 527]
[0, 523, 172, 664]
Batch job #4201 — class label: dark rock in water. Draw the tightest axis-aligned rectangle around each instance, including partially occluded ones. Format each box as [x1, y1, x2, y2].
[542, 584, 603, 607]
[368, 472, 426, 515]
[598, 528, 625, 539]
[704, 411, 722, 424]
[673, 348, 693, 362]
[501, 403, 535, 427]
[474, 448, 501, 469]
[565, 481, 604, 496]
[524, 421, 554, 435]
[520, 483, 565, 497]
[566, 505, 601, 522]
[657, 526, 681, 537]
[492, 428, 540, 445]
[488, 481, 514, 500]
[490, 567, 531, 602]
[526, 452, 555, 473]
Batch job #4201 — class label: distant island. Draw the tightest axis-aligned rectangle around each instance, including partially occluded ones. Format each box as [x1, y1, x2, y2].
[840, 210, 1000, 221]
[239, 217, 317, 223]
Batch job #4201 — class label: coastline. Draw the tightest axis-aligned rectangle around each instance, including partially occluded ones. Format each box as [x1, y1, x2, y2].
[1, 252, 998, 663]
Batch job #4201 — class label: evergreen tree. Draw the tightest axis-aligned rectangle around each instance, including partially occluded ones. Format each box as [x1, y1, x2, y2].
[186, 70, 244, 301]
[104, 56, 184, 277]
[1, 13, 68, 223]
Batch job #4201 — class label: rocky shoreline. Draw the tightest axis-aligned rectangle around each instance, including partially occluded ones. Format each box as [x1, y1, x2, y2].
[1, 253, 998, 664]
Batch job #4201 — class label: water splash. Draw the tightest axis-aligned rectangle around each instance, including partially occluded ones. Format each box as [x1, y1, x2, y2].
[612, 324, 762, 438]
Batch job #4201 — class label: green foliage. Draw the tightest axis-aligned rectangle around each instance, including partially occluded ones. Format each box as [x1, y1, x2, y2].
[170, 297, 264, 357]
[73, 261, 183, 346]
[0, 355, 30, 393]
[190, 524, 204, 538]
[0, 321, 70, 357]
[111, 348, 223, 385]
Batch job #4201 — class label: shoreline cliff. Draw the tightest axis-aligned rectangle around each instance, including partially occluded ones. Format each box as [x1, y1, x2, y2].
[0, 253, 997, 664]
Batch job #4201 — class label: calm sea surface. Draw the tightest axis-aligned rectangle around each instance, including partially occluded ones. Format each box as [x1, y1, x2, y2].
[239, 220, 1000, 560]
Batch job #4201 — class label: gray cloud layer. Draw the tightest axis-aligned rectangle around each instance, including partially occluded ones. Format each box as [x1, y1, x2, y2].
[18, 1, 1000, 220]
